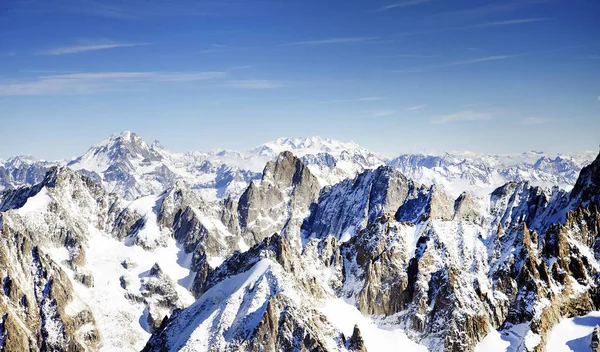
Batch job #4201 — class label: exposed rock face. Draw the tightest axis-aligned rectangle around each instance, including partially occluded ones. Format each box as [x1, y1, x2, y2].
[592, 325, 600, 352]
[157, 182, 242, 261]
[237, 151, 320, 247]
[331, 205, 600, 351]
[140, 264, 184, 332]
[347, 324, 367, 352]
[0, 232, 100, 351]
[303, 166, 424, 241]
[0, 167, 195, 350]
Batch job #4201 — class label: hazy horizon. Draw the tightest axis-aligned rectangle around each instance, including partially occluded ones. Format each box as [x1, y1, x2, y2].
[1, 130, 598, 162]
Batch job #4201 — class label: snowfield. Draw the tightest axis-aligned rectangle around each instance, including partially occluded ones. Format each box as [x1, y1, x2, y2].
[545, 311, 600, 352]
[476, 311, 600, 352]
[321, 298, 428, 352]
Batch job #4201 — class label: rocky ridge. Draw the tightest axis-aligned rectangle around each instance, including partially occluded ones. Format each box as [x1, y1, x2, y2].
[0, 139, 598, 351]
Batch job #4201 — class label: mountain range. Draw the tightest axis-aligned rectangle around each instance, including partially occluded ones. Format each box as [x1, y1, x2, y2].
[1, 132, 595, 201]
[0, 131, 599, 352]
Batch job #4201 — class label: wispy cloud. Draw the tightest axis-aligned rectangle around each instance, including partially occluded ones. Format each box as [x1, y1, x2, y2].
[377, 0, 430, 12]
[521, 117, 554, 125]
[199, 44, 231, 54]
[448, 55, 515, 65]
[477, 17, 552, 27]
[282, 37, 376, 46]
[9, 0, 210, 20]
[432, 110, 492, 124]
[324, 97, 386, 104]
[0, 71, 226, 95]
[431, 1, 546, 22]
[407, 104, 427, 111]
[392, 55, 515, 73]
[372, 54, 439, 59]
[39, 40, 151, 55]
[371, 110, 396, 117]
[392, 15, 550, 38]
[219, 80, 283, 89]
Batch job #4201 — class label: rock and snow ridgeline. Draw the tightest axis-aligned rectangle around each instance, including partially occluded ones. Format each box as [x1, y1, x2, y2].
[0, 132, 599, 351]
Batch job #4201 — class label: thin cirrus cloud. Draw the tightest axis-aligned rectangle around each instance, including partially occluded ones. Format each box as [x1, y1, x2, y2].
[432, 110, 492, 124]
[323, 97, 386, 104]
[407, 104, 427, 111]
[282, 37, 377, 46]
[0, 71, 226, 96]
[10, 0, 210, 20]
[393, 16, 552, 38]
[477, 17, 552, 27]
[370, 110, 396, 117]
[430, 1, 545, 22]
[377, 0, 431, 12]
[218, 80, 283, 89]
[39, 41, 152, 55]
[392, 55, 516, 73]
[372, 54, 439, 59]
[521, 117, 554, 125]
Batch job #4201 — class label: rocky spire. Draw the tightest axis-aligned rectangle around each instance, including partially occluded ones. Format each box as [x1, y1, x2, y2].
[237, 151, 320, 247]
[347, 324, 368, 352]
[592, 325, 600, 352]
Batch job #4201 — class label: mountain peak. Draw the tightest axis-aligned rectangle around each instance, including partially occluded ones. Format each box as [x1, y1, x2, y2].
[69, 131, 162, 174]
[5, 155, 39, 168]
[102, 130, 142, 145]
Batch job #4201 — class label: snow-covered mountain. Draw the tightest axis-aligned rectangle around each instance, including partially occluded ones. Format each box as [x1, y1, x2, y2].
[3, 132, 593, 205]
[1, 132, 599, 351]
[389, 151, 596, 198]
[67, 131, 259, 201]
[202, 136, 387, 187]
[0, 155, 60, 192]
[144, 151, 600, 352]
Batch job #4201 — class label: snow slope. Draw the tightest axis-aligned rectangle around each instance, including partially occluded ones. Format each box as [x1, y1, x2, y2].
[545, 311, 600, 352]
[49, 227, 194, 351]
[321, 298, 427, 352]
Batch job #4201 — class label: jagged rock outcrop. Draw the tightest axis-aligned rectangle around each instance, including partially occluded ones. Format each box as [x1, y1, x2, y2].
[570, 152, 600, 207]
[0, 231, 100, 351]
[303, 166, 425, 241]
[237, 151, 320, 247]
[313, 153, 600, 351]
[592, 325, 600, 352]
[140, 264, 184, 332]
[346, 325, 367, 352]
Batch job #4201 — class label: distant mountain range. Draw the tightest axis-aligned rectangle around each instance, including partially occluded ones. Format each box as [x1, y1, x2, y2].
[1, 131, 595, 201]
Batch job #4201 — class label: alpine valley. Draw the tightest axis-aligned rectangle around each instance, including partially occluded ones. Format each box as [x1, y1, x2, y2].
[1, 131, 599, 352]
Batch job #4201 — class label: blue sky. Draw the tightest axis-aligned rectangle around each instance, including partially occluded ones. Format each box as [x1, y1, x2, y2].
[0, 0, 599, 159]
